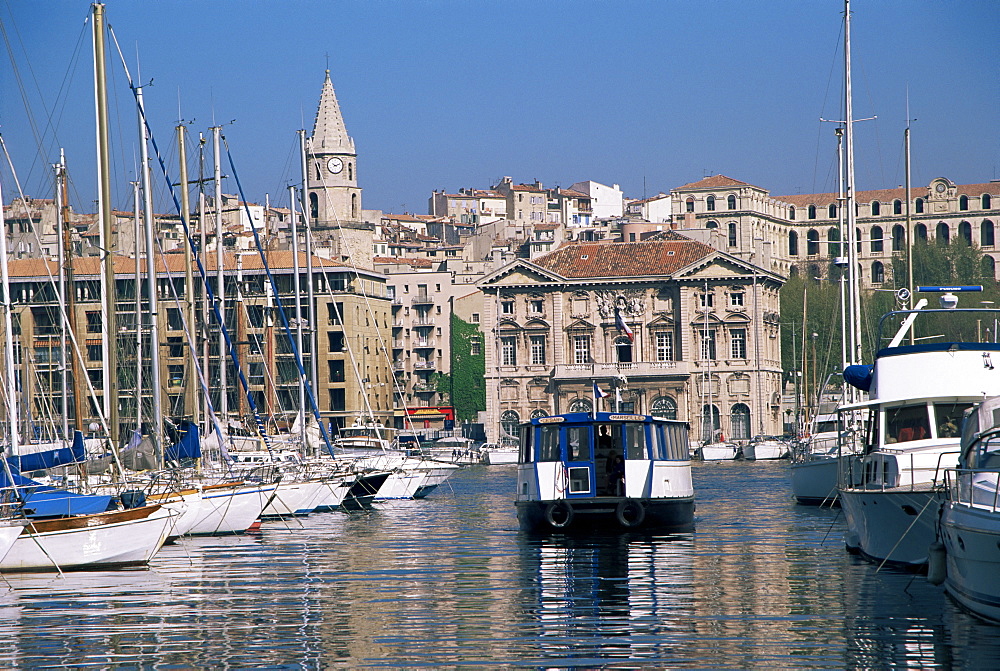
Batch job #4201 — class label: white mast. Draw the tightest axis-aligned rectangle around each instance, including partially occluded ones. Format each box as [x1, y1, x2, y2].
[289, 185, 306, 450]
[54, 152, 69, 440]
[132, 181, 143, 434]
[844, 0, 863, 369]
[0, 154, 19, 456]
[212, 125, 227, 424]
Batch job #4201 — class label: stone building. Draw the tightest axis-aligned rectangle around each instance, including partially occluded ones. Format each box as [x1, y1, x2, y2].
[477, 234, 784, 444]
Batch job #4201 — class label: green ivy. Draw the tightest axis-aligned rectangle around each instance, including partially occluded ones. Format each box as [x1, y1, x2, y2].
[450, 313, 486, 421]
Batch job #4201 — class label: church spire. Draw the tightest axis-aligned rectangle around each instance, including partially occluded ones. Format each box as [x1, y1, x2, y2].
[311, 69, 355, 153]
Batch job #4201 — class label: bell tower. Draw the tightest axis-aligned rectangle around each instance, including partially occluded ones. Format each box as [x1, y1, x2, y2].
[306, 70, 372, 267]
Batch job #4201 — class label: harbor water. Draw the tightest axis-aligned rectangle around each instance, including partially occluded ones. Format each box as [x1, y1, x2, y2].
[1, 462, 999, 668]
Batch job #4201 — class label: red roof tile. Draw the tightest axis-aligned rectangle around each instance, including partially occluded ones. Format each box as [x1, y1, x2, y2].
[675, 175, 754, 190]
[533, 239, 714, 278]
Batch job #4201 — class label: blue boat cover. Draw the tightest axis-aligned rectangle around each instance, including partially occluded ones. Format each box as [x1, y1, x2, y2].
[166, 421, 200, 462]
[0, 467, 114, 518]
[844, 364, 873, 392]
[6, 431, 86, 473]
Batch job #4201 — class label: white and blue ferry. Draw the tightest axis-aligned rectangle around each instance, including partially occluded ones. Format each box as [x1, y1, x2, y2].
[515, 412, 695, 532]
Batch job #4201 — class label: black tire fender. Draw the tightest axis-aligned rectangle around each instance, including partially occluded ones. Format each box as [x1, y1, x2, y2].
[544, 500, 574, 528]
[616, 499, 646, 528]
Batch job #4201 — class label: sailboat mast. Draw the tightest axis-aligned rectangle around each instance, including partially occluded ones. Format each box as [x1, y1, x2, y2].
[54, 152, 70, 439]
[212, 125, 227, 424]
[905, 121, 915, 345]
[177, 123, 199, 425]
[0, 158, 19, 456]
[93, 2, 119, 448]
[843, 0, 863, 368]
[297, 130, 319, 398]
[289, 186, 306, 450]
[835, 127, 850, 401]
[132, 181, 143, 434]
[59, 152, 84, 433]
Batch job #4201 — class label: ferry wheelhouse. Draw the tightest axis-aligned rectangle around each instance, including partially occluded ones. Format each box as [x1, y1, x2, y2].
[515, 412, 695, 533]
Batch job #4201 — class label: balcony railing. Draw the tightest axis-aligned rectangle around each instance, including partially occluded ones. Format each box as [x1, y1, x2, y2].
[413, 360, 436, 370]
[552, 361, 685, 380]
[412, 339, 434, 348]
[411, 293, 434, 305]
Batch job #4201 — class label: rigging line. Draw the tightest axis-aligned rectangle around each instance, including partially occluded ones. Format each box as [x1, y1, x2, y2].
[222, 136, 331, 456]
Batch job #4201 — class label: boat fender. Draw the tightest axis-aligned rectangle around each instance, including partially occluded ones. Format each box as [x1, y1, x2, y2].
[927, 541, 947, 585]
[616, 499, 646, 528]
[544, 500, 574, 529]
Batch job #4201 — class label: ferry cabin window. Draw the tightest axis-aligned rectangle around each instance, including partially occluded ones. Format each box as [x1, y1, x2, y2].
[566, 426, 592, 461]
[538, 426, 561, 462]
[624, 423, 646, 459]
[519, 426, 533, 463]
[658, 423, 689, 460]
[884, 405, 931, 444]
[933, 402, 974, 439]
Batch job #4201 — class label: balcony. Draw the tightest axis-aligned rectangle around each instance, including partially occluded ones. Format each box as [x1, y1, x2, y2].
[390, 296, 403, 306]
[552, 361, 687, 381]
[392, 320, 405, 328]
[413, 383, 436, 394]
[392, 340, 404, 349]
[412, 339, 434, 349]
[392, 361, 405, 371]
[413, 319, 435, 327]
[413, 360, 436, 370]
[411, 293, 434, 306]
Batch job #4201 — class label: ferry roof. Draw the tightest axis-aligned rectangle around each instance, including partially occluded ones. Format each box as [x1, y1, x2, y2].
[837, 394, 986, 412]
[525, 411, 687, 426]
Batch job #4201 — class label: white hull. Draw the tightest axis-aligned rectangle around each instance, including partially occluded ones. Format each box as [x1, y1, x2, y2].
[375, 470, 426, 500]
[483, 448, 518, 465]
[312, 473, 354, 510]
[699, 443, 738, 461]
[941, 470, 1000, 622]
[790, 455, 840, 505]
[0, 521, 27, 562]
[839, 486, 941, 568]
[263, 479, 326, 517]
[155, 491, 204, 538]
[1, 506, 176, 572]
[184, 483, 276, 536]
[747, 443, 788, 460]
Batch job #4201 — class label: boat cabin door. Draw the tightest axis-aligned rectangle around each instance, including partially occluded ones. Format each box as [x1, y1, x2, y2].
[595, 423, 626, 497]
[562, 424, 596, 499]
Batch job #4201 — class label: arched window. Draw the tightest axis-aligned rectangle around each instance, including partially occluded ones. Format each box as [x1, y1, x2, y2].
[916, 223, 927, 241]
[872, 260, 885, 284]
[701, 404, 721, 442]
[706, 195, 716, 211]
[530, 409, 548, 419]
[651, 396, 677, 420]
[789, 206, 796, 221]
[916, 198, 925, 214]
[959, 221, 972, 245]
[500, 410, 520, 439]
[984, 194, 993, 210]
[309, 192, 319, 220]
[789, 265, 799, 278]
[569, 398, 592, 413]
[706, 220, 719, 229]
[892, 224, 905, 252]
[982, 220, 996, 247]
[870, 226, 884, 253]
[960, 195, 969, 211]
[727, 222, 737, 247]
[983, 255, 996, 280]
[808, 205, 817, 220]
[871, 200, 880, 216]
[730, 403, 751, 441]
[686, 197, 695, 213]
[827, 227, 840, 256]
[614, 335, 633, 363]
[348, 162, 354, 181]
[351, 193, 358, 219]
[788, 231, 799, 256]
[807, 229, 819, 255]
[893, 199, 902, 215]
[828, 203, 837, 218]
[727, 194, 737, 210]
[856, 227, 863, 254]
[936, 222, 950, 245]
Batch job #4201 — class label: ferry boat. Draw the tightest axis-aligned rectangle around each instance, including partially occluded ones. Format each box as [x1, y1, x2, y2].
[515, 412, 695, 533]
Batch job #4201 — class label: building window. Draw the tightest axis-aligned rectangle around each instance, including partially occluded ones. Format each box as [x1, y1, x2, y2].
[983, 255, 996, 279]
[984, 194, 993, 210]
[699, 292, 714, 308]
[701, 404, 721, 442]
[730, 328, 747, 359]
[471, 313, 480, 323]
[500, 410, 520, 441]
[727, 194, 737, 210]
[872, 261, 885, 284]
[982, 220, 995, 247]
[655, 331, 674, 361]
[569, 398, 592, 413]
[700, 330, 717, 361]
[807, 229, 819, 255]
[686, 198, 695, 213]
[500, 336, 517, 366]
[870, 226, 884, 253]
[960, 221, 972, 245]
[730, 292, 744, 307]
[893, 199, 902, 215]
[614, 336, 632, 363]
[892, 224, 905, 252]
[651, 396, 677, 420]
[706, 195, 716, 211]
[788, 231, 799, 256]
[500, 301, 514, 315]
[529, 335, 546, 365]
[529, 299, 543, 313]
[871, 201, 880, 216]
[916, 198, 924, 214]
[727, 222, 737, 247]
[916, 223, 928, 240]
[573, 335, 591, 364]
[730, 403, 751, 440]
[960, 195, 969, 211]
[808, 205, 817, 220]
[471, 340, 481, 356]
[827, 227, 840, 256]
[789, 206, 796, 220]
[937, 222, 950, 245]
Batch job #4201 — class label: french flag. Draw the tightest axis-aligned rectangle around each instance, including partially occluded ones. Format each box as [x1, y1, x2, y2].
[593, 381, 610, 400]
[615, 308, 634, 342]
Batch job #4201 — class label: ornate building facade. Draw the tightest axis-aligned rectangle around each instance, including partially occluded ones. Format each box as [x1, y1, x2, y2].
[478, 235, 785, 444]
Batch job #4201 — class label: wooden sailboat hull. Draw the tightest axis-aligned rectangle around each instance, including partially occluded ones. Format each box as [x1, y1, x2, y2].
[1, 505, 176, 572]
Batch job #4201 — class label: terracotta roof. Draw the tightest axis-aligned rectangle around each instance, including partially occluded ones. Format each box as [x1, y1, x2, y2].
[512, 183, 544, 192]
[776, 181, 1000, 206]
[373, 256, 435, 269]
[675, 175, 754, 190]
[628, 193, 670, 205]
[532, 239, 714, 278]
[558, 189, 590, 198]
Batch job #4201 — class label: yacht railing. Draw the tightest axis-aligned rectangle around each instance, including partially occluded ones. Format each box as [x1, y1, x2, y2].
[945, 468, 1000, 512]
[841, 450, 959, 491]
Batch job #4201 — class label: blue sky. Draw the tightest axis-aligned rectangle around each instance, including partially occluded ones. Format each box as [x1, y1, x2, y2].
[1, 0, 997, 218]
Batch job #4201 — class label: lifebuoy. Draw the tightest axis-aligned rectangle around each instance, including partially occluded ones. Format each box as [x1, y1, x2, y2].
[616, 499, 646, 528]
[544, 500, 574, 528]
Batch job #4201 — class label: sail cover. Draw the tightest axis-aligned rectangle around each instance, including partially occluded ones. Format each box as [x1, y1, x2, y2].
[6, 431, 86, 473]
[165, 421, 200, 462]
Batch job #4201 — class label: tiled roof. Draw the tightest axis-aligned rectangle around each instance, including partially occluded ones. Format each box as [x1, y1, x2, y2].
[512, 183, 544, 192]
[775, 181, 1000, 206]
[373, 256, 435, 268]
[628, 193, 670, 204]
[558, 189, 590, 198]
[532, 239, 714, 278]
[675, 175, 754, 190]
